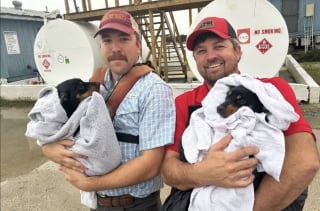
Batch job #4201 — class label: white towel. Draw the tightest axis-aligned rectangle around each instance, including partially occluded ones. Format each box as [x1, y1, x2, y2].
[183, 73, 299, 211]
[25, 87, 121, 209]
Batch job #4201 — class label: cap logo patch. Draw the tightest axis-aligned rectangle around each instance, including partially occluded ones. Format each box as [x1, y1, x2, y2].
[198, 20, 214, 30]
[101, 13, 131, 27]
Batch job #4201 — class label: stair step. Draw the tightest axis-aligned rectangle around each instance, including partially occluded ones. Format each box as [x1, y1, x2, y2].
[136, 12, 188, 82]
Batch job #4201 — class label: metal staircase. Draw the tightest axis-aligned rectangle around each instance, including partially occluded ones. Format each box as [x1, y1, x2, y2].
[136, 11, 188, 82]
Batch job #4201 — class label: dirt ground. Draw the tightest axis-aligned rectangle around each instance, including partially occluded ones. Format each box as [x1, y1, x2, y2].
[299, 102, 320, 129]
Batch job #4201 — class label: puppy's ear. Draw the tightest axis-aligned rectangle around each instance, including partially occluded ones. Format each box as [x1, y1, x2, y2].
[226, 85, 235, 96]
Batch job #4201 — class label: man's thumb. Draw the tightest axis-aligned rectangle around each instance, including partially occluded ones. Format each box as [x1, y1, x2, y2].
[210, 134, 232, 151]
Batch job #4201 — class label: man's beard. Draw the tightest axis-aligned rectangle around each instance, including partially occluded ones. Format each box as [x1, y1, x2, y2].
[204, 61, 239, 87]
[203, 70, 227, 87]
[205, 78, 218, 87]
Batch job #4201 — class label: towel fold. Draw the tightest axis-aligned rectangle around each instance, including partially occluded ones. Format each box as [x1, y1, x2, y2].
[25, 87, 121, 209]
[183, 73, 299, 211]
[203, 73, 299, 130]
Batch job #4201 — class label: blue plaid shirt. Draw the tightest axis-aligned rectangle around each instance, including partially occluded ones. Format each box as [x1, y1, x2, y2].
[97, 68, 175, 198]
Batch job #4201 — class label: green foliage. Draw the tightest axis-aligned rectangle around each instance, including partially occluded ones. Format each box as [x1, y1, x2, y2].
[0, 98, 36, 108]
[291, 49, 320, 85]
[300, 63, 320, 85]
[293, 49, 320, 62]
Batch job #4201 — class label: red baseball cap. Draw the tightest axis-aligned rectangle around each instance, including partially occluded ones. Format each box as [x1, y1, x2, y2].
[186, 16, 237, 50]
[94, 9, 140, 38]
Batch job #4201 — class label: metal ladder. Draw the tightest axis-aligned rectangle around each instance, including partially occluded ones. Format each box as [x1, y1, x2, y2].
[304, 15, 314, 53]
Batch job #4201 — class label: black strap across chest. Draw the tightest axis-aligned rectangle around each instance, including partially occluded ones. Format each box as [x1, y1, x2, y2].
[116, 132, 139, 144]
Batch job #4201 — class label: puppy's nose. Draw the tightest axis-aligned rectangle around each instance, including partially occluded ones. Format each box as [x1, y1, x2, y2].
[90, 82, 100, 90]
[89, 82, 100, 86]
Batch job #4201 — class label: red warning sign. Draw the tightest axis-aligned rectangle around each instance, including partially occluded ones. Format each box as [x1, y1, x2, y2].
[256, 38, 272, 54]
[237, 28, 250, 44]
[42, 59, 51, 72]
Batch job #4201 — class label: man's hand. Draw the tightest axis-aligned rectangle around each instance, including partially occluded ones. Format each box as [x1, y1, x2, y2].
[59, 165, 94, 191]
[199, 135, 258, 188]
[41, 140, 86, 172]
[196, 134, 259, 187]
[162, 134, 259, 190]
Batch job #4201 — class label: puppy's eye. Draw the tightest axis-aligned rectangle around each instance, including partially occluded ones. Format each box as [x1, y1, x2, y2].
[78, 84, 86, 93]
[237, 98, 247, 106]
[236, 95, 247, 105]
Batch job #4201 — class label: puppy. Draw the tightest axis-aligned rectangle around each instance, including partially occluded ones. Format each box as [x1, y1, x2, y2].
[217, 85, 268, 118]
[56, 78, 100, 118]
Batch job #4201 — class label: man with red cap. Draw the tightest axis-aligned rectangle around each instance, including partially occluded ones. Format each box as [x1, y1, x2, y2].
[161, 16, 319, 210]
[42, 9, 175, 211]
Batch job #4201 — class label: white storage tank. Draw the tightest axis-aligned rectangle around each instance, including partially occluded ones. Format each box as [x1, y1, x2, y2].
[34, 19, 104, 85]
[187, 0, 289, 82]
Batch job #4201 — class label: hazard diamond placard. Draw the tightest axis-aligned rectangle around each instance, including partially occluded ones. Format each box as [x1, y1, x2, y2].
[256, 38, 272, 54]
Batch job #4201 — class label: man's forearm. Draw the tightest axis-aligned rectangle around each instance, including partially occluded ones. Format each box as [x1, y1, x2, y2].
[161, 151, 203, 190]
[63, 147, 166, 192]
[254, 133, 320, 210]
[254, 173, 310, 210]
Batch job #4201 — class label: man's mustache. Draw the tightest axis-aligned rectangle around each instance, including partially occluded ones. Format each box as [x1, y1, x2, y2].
[108, 55, 128, 62]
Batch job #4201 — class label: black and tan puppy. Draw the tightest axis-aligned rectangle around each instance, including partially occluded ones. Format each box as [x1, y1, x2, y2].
[217, 85, 269, 118]
[56, 78, 100, 118]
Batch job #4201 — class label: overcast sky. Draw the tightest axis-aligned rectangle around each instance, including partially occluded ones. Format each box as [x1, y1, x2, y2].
[2, 0, 195, 34]
[1, 0, 118, 13]
[1, 0, 66, 13]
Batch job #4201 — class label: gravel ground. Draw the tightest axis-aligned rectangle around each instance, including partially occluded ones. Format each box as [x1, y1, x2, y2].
[299, 102, 320, 129]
